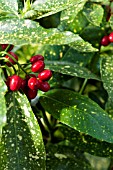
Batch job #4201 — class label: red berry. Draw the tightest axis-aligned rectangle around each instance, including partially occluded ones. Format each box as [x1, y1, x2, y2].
[38, 69, 52, 81]
[27, 88, 37, 99]
[5, 51, 18, 67]
[1, 44, 14, 51]
[5, 76, 12, 88]
[109, 32, 113, 42]
[20, 79, 27, 92]
[9, 75, 22, 91]
[30, 55, 44, 63]
[39, 81, 50, 92]
[101, 35, 110, 46]
[28, 77, 40, 90]
[31, 60, 45, 73]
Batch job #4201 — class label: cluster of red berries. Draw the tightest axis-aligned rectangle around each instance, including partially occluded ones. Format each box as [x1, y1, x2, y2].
[5, 51, 52, 99]
[101, 32, 113, 46]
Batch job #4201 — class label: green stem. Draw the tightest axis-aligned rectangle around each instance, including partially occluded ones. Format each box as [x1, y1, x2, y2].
[5, 65, 13, 76]
[38, 101, 52, 132]
[2, 67, 8, 79]
[1, 63, 17, 74]
[5, 44, 11, 52]
[0, 51, 16, 60]
[79, 78, 88, 95]
[17, 63, 28, 75]
[0, 51, 28, 75]
[0, 57, 5, 60]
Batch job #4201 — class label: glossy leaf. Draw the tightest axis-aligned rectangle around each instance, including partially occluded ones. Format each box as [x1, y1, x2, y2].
[105, 98, 113, 119]
[61, 48, 94, 67]
[83, 2, 104, 26]
[40, 89, 113, 143]
[58, 0, 87, 31]
[58, 125, 113, 157]
[80, 25, 105, 48]
[100, 55, 113, 101]
[109, 15, 113, 30]
[46, 143, 92, 170]
[0, 0, 18, 15]
[31, 0, 85, 19]
[0, 68, 7, 138]
[90, 0, 109, 3]
[66, 10, 88, 34]
[45, 61, 100, 80]
[0, 92, 46, 170]
[43, 45, 69, 61]
[69, 34, 98, 52]
[0, 18, 88, 46]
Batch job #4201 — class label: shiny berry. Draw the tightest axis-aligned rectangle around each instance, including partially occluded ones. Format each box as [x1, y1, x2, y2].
[101, 35, 110, 46]
[27, 88, 37, 99]
[39, 81, 50, 92]
[9, 75, 22, 91]
[28, 77, 40, 90]
[109, 32, 113, 42]
[1, 44, 14, 51]
[5, 51, 18, 67]
[30, 55, 44, 63]
[31, 60, 45, 73]
[38, 69, 52, 81]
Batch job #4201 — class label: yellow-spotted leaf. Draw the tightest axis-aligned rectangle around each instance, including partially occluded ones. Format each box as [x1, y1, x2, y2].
[0, 0, 18, 15]
[0, 18, 89, 46]
[31, 0, 84, 19]
[45, 61, 100, 80]
[100, 55, 113, 101]
[83, 2, 104, 26]
[0, 92, 46, 170]
[46, 143, 92, 170]
[40, 89, 113, 143]
[0, 68, 7, 138]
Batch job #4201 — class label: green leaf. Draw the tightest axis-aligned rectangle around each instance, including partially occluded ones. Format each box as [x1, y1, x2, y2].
[58, 125, 113, 157]
[45, 61, 100, 80]
[69, 34, 98, 52]
[105, 99, 113, 121]
[109, 15, 113, 30]
[44, 45, 69, 61]
[58, 0, 87, 31]
[17, 0, 23, 11]
[100, 55, 113, 101]
[40, 89, 113, 143]
[0, 18, 88, 45]
[24, 9, 39, 19]
[0, 92, 46, 170]
[80, 25, 105, 48]
[0, 68, 7, 138]
[46, 143, 92, 170]
[31, 0, 85, 19]
[83, 2, 104, 26]
[90, 0, 109, 3]
[65, 10, 88, 34]
[0, 0, 18, 15]
[61, 48, 94, 67]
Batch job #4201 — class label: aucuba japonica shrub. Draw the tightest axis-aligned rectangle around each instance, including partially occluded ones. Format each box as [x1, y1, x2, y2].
[1, 0, 113, 170]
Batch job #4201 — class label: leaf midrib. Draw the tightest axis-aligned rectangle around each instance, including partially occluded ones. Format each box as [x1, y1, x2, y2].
[13, 92, 20, 170]
[41, 94, 113, 142]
